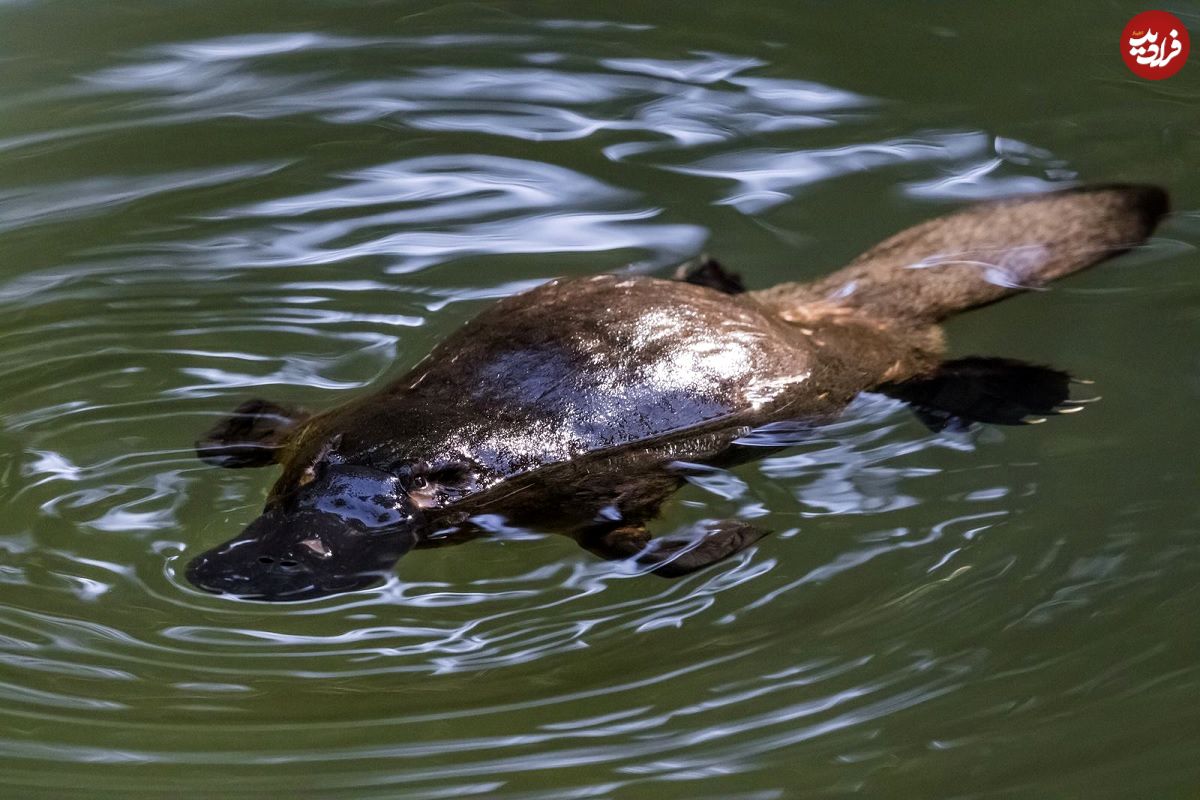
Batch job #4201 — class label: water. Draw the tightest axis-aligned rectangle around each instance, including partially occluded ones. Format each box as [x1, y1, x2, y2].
[1, 1, 1199, 797]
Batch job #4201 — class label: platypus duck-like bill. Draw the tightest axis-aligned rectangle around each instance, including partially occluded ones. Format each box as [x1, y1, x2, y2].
[185, 184, 1170, 601]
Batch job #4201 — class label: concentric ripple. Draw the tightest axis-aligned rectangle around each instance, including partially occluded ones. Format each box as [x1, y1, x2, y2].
[0, 3, 1197, 799]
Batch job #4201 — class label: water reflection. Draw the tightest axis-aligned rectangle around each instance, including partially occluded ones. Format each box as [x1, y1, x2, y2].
[214, 155, 705, 273]
[0, 7, 1192, 800]
[21, 35, 871, 163]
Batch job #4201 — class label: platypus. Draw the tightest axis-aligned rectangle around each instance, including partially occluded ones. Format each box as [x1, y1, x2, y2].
[186, 184, 1168, 600]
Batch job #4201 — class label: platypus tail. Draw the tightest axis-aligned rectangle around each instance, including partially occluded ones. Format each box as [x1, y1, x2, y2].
[753, 184, 1169, 324]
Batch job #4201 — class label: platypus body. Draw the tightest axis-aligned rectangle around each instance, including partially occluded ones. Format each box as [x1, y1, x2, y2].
[187, 185, 1168, 600]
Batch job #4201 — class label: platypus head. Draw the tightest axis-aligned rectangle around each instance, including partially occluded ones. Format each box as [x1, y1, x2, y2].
[186, 464, 421, 601]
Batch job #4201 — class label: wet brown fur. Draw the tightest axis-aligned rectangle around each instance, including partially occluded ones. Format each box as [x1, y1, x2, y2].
[191, 184, 1169, 597]
[754, 184, 1167, 323]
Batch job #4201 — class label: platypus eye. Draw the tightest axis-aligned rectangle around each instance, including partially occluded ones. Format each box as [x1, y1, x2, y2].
[411, 475, 428, 489]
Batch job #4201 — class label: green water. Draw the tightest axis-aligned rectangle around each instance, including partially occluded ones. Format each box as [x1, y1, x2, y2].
[1, 1, 1198, 797]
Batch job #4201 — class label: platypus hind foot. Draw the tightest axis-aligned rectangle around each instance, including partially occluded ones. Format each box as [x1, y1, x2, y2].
[880, 356, 1077, 432]
[673, 255, 747, 295]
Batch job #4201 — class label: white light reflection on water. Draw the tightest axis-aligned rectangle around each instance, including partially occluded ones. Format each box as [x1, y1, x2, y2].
[0, 7, 1194, 800]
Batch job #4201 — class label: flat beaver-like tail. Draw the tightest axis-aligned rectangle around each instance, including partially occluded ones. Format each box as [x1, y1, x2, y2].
[754, 184, 1169, 324]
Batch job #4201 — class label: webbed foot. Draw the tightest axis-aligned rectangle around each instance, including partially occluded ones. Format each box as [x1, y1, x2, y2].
[673, 255, 746, 295]
[880, 357, 1086, 432]
[195, 398, 311, 468]
[587, 519, 769, 577]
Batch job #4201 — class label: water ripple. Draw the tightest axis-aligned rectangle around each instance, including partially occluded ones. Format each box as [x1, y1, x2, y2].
[0, 7, 1195, 800]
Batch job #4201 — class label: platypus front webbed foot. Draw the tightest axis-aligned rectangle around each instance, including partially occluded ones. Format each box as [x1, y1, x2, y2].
[879, 356, 1091, 433]
[195, 398, 311, 468]
[584, 520, 770, 577]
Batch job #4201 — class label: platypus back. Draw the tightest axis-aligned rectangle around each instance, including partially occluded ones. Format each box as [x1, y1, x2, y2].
[190, 182, 1170, 599]
[753, 184, 1169, 324]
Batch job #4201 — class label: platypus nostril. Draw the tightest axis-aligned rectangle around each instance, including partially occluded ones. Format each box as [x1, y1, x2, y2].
[255, 554, 304, 573]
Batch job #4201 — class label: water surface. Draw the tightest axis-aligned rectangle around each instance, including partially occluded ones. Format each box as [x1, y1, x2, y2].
[1, 2, 1198, 798]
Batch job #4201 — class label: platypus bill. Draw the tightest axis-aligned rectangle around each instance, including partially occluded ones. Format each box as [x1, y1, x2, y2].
[186, 184, 1168, 601]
